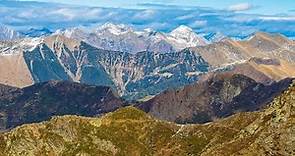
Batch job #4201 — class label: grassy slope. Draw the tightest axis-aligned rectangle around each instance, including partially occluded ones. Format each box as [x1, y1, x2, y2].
[0, 81, 294, 156]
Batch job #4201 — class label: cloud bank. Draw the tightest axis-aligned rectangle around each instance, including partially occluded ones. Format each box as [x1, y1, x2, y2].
[0, 1, 294, 39]
[228, 3, 254, 12]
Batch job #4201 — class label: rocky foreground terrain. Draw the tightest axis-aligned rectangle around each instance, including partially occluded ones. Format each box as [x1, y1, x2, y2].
[0, 80, 294, 156]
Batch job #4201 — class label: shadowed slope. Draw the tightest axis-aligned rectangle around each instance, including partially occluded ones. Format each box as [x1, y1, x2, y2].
[0, 81, 125, 130]
[137, 74, 293, 123]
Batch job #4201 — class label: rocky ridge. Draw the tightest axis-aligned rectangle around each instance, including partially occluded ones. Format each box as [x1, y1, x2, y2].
[0, 80, 294, 155]
[137, 74, 293, 123]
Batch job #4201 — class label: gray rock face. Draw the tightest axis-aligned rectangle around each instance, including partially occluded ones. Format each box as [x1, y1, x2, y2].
[23, 43, 71, 82]
[20, 36, 210, 100]
[95, 49, 209, 100]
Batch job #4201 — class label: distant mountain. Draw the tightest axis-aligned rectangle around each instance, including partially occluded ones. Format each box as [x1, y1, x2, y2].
[0, 81, 125, 130]
[0, 35, 210, 100]
[215, 57, 295, 85]
[0, 81, 294, 155]
[0, 32, 294, 100]
[0, 25, 21, 41]
[189, 32, 295, 67]
[57, 23, 208, 54]
[204, 32, 227, 43]
[137, 74, 293, 123]
[21, 27, 53, 37]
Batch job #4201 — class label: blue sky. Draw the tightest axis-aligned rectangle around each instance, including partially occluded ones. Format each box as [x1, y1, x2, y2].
[1, 0, 295, 38]
[26, 0, 295, 15]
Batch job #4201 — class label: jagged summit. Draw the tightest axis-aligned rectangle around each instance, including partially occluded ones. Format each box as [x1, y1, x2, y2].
[54, 27, 88, 40]
[0, 24, 21, 41]
[96, 23, 133, 35]
[170, 25, 194, 36]
[52, 23, 207, 53]
[168, 25, 207, 47]
[43, 34, 81, 52]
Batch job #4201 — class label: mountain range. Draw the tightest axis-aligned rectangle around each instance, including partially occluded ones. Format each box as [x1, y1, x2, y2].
[0, 80, 294, 155]
[0, 74, 292, 131]
[0, 22, 295, 155]
[57, 23, 208, 54]
[0, 27, 295, 100]
[0, 34, 210, 100]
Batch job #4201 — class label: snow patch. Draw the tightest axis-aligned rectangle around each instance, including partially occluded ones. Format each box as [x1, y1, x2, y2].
[160, 72, 173, 78]
[185, 71, 201, 77]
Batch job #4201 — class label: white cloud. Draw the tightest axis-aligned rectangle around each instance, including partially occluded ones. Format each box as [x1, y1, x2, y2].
[190, 20, 207, 27]
[228, 3, 253, 12]
[175, 14, 195, 20]
[146, 22, 169, 30]
[259, 16, 295, 21]
[133, 9, 156, 20]
[47, 8, 105, 21]
[49, 8, 77, 20]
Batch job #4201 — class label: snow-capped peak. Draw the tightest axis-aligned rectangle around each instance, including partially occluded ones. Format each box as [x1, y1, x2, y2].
[168, 25, 207, 47]
[47, 23, 208, 54]
[144, 28, 154, 33]
[54, 27, 88, 40]
[170, 25, 194, 36]
[0, 24, 21, 41]
[96, 23, 133, 35]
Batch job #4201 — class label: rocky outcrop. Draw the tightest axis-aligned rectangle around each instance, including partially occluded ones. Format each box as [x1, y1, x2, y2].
[202, 80, 295, 155]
